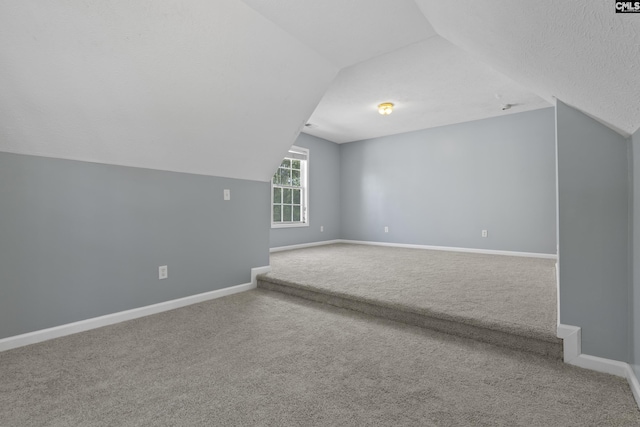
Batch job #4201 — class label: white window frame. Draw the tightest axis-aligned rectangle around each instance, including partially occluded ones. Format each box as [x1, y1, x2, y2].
[271, 145, 309, 228]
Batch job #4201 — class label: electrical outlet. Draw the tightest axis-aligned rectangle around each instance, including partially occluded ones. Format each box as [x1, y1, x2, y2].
[384, 226, 389, 233]
[159, 265, 168, 280]
[481, 230, 488, 238]
[320, 226, 324, 232]
[223, 189, 231, 200]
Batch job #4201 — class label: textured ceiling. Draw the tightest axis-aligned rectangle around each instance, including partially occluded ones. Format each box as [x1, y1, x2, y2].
[239, 0, 437, 68]
[415, 0, 640, 136]
[0, 1, 637, 181]
[302, 37, 550, 144]
[0, 0, 337, 182]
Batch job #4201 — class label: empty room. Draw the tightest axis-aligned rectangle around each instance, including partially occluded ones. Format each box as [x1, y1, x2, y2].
[2, 1, 640, 425]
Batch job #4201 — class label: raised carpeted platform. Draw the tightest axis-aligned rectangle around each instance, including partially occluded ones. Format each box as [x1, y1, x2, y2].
[258, 243, 563, 359]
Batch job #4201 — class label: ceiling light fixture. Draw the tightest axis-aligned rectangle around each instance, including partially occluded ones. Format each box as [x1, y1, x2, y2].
[378, 102, 394, 115]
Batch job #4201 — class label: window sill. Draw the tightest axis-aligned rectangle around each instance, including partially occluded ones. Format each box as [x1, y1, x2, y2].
[271, 222, 309, 229]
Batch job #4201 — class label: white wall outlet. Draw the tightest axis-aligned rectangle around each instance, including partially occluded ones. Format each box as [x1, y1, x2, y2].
[159, 265, 168, 279]
[223, 189, 231, 200]
[481, 229, 488, 238]
[384, 226, 389, 233]
[320, 225, 324, 232]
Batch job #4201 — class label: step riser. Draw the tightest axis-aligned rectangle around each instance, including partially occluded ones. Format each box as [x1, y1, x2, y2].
[258, 279, 563, 360]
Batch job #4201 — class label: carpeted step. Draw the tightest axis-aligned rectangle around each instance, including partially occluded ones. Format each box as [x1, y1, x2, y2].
[257, 275, 563, 360]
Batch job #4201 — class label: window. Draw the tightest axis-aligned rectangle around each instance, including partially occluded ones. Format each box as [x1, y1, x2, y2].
[271, 146, 309, 228]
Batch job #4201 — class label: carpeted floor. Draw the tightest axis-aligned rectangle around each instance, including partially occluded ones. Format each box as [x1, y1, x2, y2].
[1, 289, 639, 426]
[261, 244, 559, 352]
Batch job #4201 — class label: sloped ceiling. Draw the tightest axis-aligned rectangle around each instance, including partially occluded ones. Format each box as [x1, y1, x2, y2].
[0, 1, 637, 182]
[239, 0, 437, 68]
[0, 0, 337, 182]
[415, 0, 640, 136]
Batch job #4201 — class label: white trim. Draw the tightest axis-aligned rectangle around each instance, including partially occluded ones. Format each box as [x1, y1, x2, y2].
[339, 240, 557, 259]
[270, 239, 557, 258]
[271, 145, 309, 228]
[557, 324, 581, 363]
[555, 262, 561, 329]
[570, 354, 630, 377]
[0, 265, 270, 353]
[271, 222, 310, 229]
[557, 324, 640, 409]
[251, 265, 271, 284]
[628, 365, 640, 408]
[270, 239, 342, 253]
[570, 354, 640, 409]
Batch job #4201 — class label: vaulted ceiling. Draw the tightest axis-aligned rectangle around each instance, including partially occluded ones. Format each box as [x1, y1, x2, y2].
[415, 0, 640, 137]
[0, 1, 637, 182]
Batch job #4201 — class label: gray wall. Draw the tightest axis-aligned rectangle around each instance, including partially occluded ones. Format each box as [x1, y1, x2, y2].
[556, 101, 630, 362]
[0, 152, 270, 339]
[270, 133, 341, 248]
[339, 108, 557, 254]
[632, 128, 640, 376]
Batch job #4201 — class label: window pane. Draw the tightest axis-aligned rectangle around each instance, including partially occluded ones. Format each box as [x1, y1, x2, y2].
[292, 170, 300, 187]
[273, 205, 282, 222]
[283, 205, 292, 222]
[272, 172, 280, 185]
[279, 168, 290, 185]
[273, 187, 281, 203]
[293, 189, 300, 204]
[293, 206, 300, 221]
[292, 160, 300, 170]
[281, 159, 291, 168]
[283, 188, 292, 204]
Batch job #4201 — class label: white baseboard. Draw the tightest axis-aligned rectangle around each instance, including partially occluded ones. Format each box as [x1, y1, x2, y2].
[628, 364, 640, 408]
[557, 324, 581, 363]
[558, 324, 640, 409]
[270, 239, 342, 253]
[270, 239, 557, 259]
[0, 265, 270, 353]
[569, 354, 630, 377]
[340, 240, 557, 260]
[570, 354, 640, 409]
[555, 262, 560, 334]
[251, 265, 271, 283]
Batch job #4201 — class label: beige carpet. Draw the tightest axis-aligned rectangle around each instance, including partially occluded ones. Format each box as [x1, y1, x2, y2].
[260, 244, 561, 357]
[1, 289, 639, 426]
